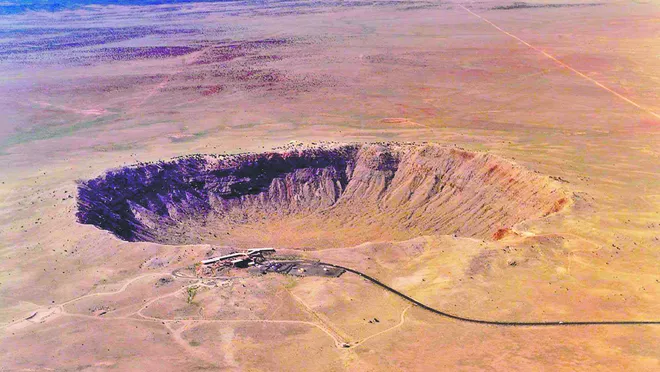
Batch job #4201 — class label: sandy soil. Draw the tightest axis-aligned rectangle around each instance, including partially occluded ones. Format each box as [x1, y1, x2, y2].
[1, 0, 659, 370]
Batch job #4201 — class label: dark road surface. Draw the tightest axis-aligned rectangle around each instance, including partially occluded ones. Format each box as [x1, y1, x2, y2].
[322, 263, 660, 327]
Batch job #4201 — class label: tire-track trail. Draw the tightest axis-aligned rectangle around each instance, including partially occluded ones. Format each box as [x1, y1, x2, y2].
[351, 305, 412, 349]
[458, 3, 660, 119]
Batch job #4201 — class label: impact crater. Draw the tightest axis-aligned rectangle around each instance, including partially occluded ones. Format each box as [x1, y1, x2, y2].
[77, 143, 569, 248]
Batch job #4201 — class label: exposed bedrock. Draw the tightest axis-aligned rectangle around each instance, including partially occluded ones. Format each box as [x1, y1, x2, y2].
[76, 143, 569, 245]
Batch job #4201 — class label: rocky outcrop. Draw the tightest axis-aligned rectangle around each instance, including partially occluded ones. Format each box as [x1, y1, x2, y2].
[76, 143, 569, 244]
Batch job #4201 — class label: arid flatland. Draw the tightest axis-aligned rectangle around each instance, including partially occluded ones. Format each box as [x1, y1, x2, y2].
[0, 0, 659, 371]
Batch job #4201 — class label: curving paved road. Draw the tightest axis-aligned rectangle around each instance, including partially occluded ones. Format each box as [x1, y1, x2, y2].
[322, 263, 660, 327]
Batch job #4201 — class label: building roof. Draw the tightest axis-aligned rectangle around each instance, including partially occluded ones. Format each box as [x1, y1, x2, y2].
[202, 252, 247, 265]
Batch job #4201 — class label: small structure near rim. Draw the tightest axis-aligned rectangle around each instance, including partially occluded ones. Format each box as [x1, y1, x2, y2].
[201, 252, 247, 265]
[197, 249, 344, 279]
[202, 248, 276, 267]
[253, 261, 345, 278]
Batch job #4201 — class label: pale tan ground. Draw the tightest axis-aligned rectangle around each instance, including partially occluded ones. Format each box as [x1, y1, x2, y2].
[1, 0, 659, 370]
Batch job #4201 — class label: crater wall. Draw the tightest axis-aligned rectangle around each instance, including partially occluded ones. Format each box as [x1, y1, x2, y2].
[77, 143, 569, 245]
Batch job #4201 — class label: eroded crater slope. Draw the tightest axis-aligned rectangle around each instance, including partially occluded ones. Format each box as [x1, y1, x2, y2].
[77, 143, 568, 247]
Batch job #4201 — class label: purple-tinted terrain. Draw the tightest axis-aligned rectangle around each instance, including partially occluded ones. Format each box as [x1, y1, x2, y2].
[0, 27, 199, 57]
[77, 145, 358, 242]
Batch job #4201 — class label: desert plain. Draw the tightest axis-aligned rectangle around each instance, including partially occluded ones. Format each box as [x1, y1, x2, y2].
[0, 0, 659, 370]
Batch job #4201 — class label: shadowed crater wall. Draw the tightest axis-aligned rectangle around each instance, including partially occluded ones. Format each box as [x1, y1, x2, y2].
[76, 143, 569, 247]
